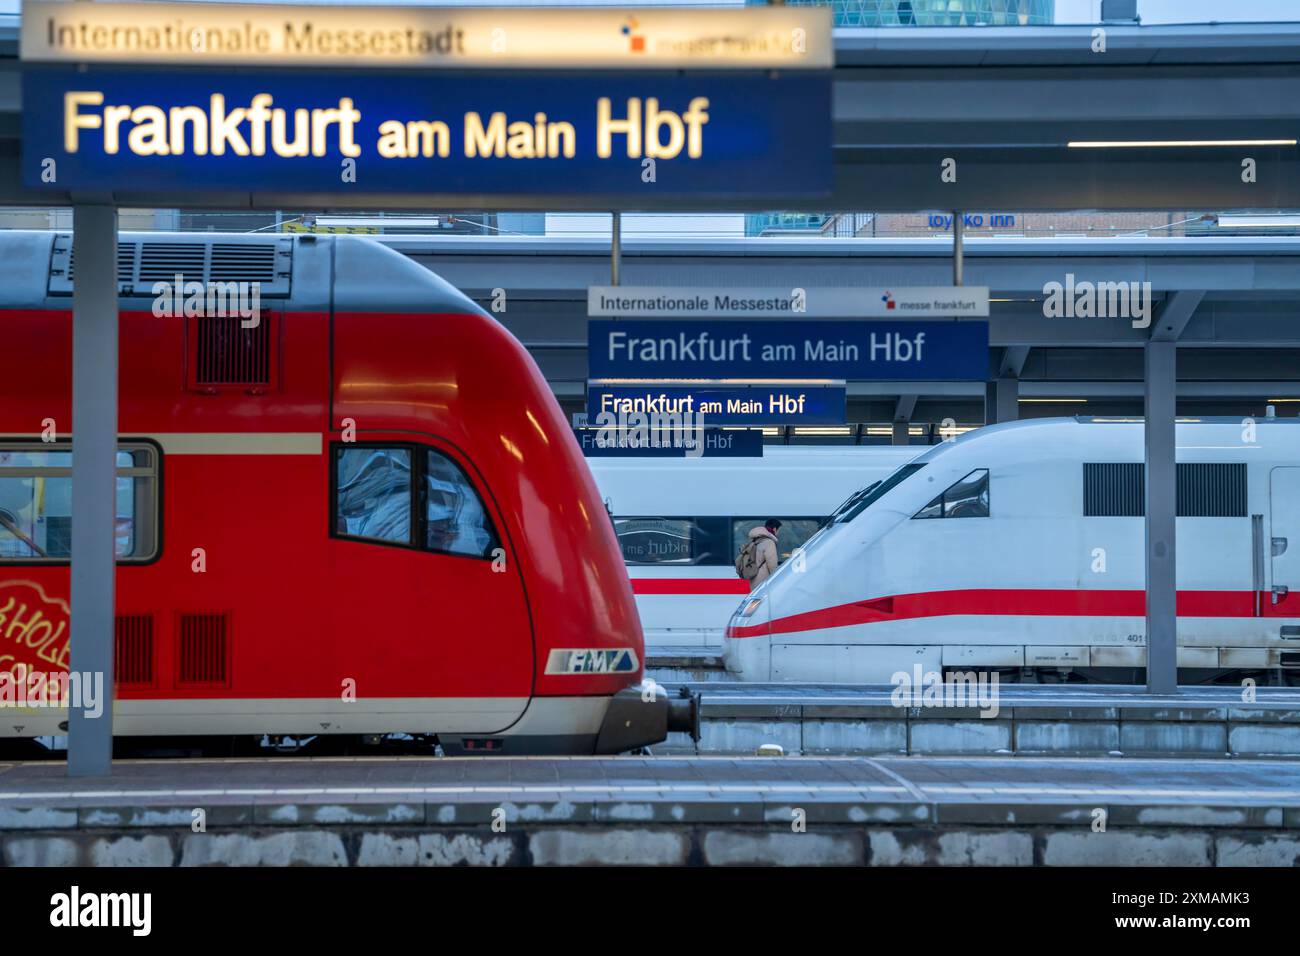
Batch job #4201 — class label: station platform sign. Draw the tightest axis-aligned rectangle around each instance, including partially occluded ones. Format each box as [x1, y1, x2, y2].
[588, 385, 846, 426]
[20, 4, 833, 199]
[23, 67, 831, 198]
[21, 3, 833, 70]
[588, 318, 989, 381]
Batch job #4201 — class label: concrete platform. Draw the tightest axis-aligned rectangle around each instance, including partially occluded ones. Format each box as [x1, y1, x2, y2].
[2, 754, 1300, 866]
[657, 683, 1300, 758]
[646, 645, 730, 683]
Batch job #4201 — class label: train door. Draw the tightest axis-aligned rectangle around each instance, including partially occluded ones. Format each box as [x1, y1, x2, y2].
[1269, 468, 1300, 618]
[327, 439, 534, 735]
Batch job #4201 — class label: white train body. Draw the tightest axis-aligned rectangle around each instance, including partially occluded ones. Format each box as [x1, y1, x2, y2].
[724, 418, 1300, 682]
[589, 447, 919, 647]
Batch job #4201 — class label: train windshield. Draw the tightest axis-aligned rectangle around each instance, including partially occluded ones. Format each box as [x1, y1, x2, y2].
[823, 481, 880, 527]
[833, 464, 925, 523]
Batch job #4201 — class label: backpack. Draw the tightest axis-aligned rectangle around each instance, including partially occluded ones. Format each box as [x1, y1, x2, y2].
[735, 537, 762, 580]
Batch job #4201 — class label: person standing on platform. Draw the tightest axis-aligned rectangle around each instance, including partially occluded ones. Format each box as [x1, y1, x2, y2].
[736, 518, 782, 591]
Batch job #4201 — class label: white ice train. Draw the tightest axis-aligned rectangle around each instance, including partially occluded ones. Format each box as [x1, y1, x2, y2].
[588, 446, 920, 647]
[724, 417, 1300, 684]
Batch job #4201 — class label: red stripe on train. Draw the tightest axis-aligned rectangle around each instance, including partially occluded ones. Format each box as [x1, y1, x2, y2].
[727, 588, 1296, 639]
[630, 578, 750, 595]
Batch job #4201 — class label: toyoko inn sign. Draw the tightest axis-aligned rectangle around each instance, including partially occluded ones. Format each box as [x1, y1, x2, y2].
[19, 5, 833, 197]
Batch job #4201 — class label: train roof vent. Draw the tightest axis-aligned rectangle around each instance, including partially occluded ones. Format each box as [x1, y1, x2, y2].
[48, 236, 138, 290]
[138, 241, 206, 283]
[210, 242, 280, 283]
[47, 234, 293, 298]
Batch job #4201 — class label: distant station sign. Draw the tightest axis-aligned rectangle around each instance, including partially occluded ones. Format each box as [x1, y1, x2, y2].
[574, 427, 763, 458]
[20, 3, 833, 70]
[588, 286, 989, 318]
[588, 385, 846, 426]
[588, 319, 989, 381]
[22, 67, 831, 197]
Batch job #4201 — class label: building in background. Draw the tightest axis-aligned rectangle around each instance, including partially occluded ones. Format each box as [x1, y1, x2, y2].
[745, 0, 1053, 27]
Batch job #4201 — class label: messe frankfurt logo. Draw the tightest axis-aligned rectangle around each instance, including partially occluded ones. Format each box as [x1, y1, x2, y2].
[882, 291, 896, 310]
[621, 17, 645, 52]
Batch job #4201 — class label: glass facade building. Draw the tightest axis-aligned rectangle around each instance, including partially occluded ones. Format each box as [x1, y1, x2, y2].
[744, 0, 1055, 235]
[745, 0, 1054, 27]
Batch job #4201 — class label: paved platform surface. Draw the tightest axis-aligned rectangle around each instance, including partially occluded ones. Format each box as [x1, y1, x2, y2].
[649, 682, 1300, 757]
[2, 754, 1299, 821]
[675, 682, 1300, 709]
[5, 756, 1299, 865]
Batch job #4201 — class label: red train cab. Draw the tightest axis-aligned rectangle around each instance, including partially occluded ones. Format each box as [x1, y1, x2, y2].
[0, 231, 696, 754]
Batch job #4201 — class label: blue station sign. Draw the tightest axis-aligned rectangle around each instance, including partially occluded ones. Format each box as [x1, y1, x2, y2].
[588, 320, 990, 381]
[589, 385, 846, 425]
[22, 66, 832, 197]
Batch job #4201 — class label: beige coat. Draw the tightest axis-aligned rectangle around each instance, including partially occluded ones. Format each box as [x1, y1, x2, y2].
[748, 526, 780, 590]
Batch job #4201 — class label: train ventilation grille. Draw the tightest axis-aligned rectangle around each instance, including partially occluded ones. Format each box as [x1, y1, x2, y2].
[137, 242, 207, 283]
[177, 613, 229, 685]
[192, 314, 274, 387]
[54, 241, 138, 287]
[114, 614, 154, 686]
[47, 234, 293, 297]
[1084, 462, 1248, 517]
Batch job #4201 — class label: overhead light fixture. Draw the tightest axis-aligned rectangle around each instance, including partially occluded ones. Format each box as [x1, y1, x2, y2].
[1216, 215, 1300, 228]
[314, 216, 444, 228]
[1067, 139, 1296, 149]
[793, 426, 852, 436]
[1019, 398, 1088, 404]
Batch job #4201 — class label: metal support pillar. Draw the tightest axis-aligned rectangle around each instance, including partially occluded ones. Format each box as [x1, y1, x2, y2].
[1144, 339, 1178, 695]
[983, 377, 1018, 425]
[610, 211, 621, 286]
[892, 394, 917, 446]
[68, 203, 118, 777]
[952, 211, 964, 287]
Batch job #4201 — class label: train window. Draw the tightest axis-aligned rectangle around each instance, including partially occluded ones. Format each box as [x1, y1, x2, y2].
[836, 464, 925, 522]
[730, 519, 823, 563]
[0, 443, 159, 563]
[334, 445, 500, 558]
[424, 449, 498, 558]
[914, 469, 989, 519]
[335, 447, 413, 545]
[613, 517, 730, 565]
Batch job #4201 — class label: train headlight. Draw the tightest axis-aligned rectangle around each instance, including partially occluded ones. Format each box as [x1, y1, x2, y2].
[740, 597, 763, 618]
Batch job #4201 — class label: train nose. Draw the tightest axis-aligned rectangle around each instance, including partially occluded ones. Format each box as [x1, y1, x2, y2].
[727, 594, 768, 637]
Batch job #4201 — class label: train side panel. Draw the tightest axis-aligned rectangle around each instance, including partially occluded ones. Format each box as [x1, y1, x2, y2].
[726, 419, 1300, 682]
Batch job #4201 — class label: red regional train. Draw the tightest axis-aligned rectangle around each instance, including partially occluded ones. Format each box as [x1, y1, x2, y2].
[0, 231, 696, 755]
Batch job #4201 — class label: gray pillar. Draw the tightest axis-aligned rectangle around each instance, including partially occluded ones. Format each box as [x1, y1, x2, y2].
[952, 211, 964, 287]
[610, 211, 621, 286]
[68, 204, 118, 776]
[983, 378, 1018, 425]
[1144, 340, 1178, 695]
[891, 421, 910, 446]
